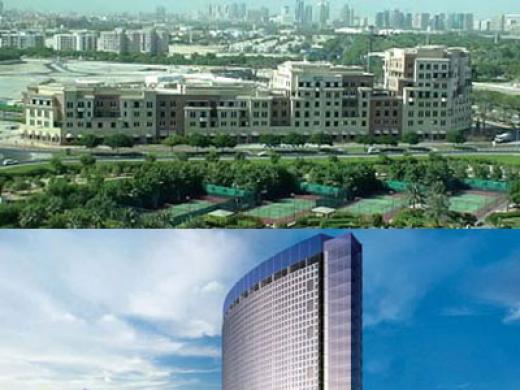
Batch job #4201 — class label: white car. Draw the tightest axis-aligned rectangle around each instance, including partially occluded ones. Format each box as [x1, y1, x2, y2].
[367, 146, 381, 154]
[2, 159, 19, 166]
[494, 132, 514, 144]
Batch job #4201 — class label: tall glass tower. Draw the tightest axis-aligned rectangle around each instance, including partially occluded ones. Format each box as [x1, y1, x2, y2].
[222, 233, 362, 390]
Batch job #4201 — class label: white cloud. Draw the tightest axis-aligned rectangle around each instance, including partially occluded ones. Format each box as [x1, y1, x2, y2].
[439, 306, 477, 317]
[504, 307, 520, 324]
[0, 230, 250, 390]
[464, 252, 520, 325]
[361, 232, 478, 327]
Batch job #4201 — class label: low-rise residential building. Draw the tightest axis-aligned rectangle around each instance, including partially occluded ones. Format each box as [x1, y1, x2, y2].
[384, 45, 472, 139]
[22, 45, 473, 144]
[75, 32, 98, 52]
[53, 32, 98, 52]
[0, 31, 44, 49]
[97, 28, 169, 55]
[272, 61, 376, 137]
[54, 34, 76, 51]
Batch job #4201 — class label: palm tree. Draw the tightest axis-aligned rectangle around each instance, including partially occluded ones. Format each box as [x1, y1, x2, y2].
[424, 182, 451, 227]
[406, 182, 424, 210]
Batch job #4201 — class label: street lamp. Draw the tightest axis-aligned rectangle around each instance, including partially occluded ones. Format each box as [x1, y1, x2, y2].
[291, 192, 296, 221]
[186, 195, 191, 215]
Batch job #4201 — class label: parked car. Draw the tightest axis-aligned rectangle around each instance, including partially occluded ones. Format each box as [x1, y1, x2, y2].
[2, 159, 19, 166]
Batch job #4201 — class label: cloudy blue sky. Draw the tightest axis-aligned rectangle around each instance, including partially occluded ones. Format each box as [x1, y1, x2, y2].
[5, 0, 517, 18]
[0, 230, 519, 390]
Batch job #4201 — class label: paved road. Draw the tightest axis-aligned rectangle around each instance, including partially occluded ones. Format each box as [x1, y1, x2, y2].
[474, 82, 520, 96]
[0, 148, 519, 171]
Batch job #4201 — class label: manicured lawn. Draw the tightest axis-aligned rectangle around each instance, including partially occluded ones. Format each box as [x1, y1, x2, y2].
[451, 154, 520, 165]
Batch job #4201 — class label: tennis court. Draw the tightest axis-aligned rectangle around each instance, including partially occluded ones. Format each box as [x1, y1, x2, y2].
[449, 192, 501, 214]
[339, 195, 407, 216]
[245, 196, 318, 223]
[167, 199, 216, 217]
[163, 196, 232, 225]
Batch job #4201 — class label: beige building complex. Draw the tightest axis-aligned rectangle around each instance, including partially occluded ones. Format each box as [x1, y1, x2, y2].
[23, 45, 472, 144]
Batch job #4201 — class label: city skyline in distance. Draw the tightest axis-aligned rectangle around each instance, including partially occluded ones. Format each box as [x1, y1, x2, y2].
[4, 0, 518, 18]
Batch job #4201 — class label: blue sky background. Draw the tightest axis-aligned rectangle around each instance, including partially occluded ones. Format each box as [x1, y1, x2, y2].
[0, 230, 519, 389]
[5, 0, 517, 18]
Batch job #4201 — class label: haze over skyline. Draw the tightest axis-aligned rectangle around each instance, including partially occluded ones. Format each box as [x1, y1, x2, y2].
[4, 0, 518, 18]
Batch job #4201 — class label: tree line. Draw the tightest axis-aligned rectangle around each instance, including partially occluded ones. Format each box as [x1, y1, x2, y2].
[0, 154, 517, 228]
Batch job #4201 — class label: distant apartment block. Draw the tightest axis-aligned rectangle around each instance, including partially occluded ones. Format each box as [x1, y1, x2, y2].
[503, 14, 520, 33]
[0, 31, 44, 49]
[97, 28, 169, 55]
[54, 34, 76, 52]
[54, 32, 98, 52]
[22, 45, 473, 144]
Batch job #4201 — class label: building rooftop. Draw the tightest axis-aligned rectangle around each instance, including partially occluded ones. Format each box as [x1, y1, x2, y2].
[223, 233, 332, 314]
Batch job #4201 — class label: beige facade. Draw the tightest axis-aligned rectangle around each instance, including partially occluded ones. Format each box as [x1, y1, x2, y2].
[23, 83, 157, 143]
[384, 46, 472, 138]
[272, 61, 374, 137]
[22, 48, 473, 144]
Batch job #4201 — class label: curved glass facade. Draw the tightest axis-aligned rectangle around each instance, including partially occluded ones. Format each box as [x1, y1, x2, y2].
[222, 233, 362, 390]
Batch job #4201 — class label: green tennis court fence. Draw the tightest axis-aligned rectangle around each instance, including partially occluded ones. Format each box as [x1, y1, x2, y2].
[463, 179, 510, 192]
[299, 182, 347, 199]
[385, 180, 409, 192]
[204, 183, 257, 209]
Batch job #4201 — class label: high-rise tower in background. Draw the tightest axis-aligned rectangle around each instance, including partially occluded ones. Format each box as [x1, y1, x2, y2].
[222, 233, 363, 390]
[295, 0, 305, 25]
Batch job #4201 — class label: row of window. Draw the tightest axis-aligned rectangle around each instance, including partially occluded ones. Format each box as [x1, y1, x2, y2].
[297, 81, 369, 88]
[64, 121, 153, 129]
[294, 120, 367, 128]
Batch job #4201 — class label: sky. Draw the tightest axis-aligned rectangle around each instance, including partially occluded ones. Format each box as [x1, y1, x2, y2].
[5, 0, 518, 18]
[0, 230, 519, 390]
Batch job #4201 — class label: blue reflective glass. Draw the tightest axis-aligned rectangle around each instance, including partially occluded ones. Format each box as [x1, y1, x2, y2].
[223, 234, 334, 313]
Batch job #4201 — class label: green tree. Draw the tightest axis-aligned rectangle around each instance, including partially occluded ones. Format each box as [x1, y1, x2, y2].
[104, 134, 135, 152]
[234, 151, 247, 161]
[145, 153, 157, 164]
[424, 182, 451, 227]
[50, 156, 66, 174]
[175, 152, 189, 161]
[162, 134, 187, 151]
[379, 135, 397, 146]
[509, 180, 520, 205]
[447, 130, 466, 145]
[78, 134, 101, 149]
[284, 132, 307, 147]
[269, 150, 281, 165]
[401, 132, 420, 145]
[187, 133, 212, 149]
[310, 132, 334, 146]
[79, 153, 96, 172]
[213, 134, 238, 149]
[357, 135, 376, 145]
[259, 133, 282, 147]
[0, 177, 5, 197]
[406, 182, 424, 210]
[206, 150, 220, 163]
